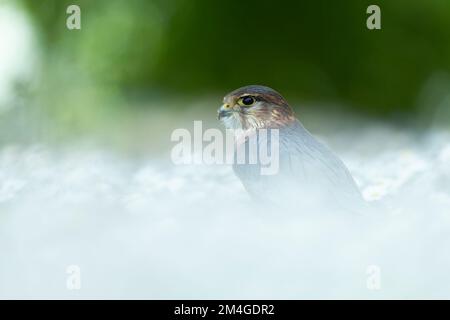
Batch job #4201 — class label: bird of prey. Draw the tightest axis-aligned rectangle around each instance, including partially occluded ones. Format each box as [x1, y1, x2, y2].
[217, 85, 366, 213]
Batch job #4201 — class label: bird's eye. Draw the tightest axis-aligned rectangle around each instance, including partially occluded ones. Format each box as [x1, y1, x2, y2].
[240, 96, 255, 106]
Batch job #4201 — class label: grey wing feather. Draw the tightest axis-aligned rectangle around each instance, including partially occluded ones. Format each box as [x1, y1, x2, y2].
[280, 121, 365, 210]
[233, 120, 366, 213]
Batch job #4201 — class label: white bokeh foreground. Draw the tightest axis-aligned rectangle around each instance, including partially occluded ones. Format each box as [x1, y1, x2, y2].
[1, 127, 450, 299]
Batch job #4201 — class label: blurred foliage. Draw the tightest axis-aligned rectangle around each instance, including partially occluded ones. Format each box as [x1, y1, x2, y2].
[18, 0, 450, 120]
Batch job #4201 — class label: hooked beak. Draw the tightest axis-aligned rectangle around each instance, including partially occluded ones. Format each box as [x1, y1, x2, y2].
[217, 103, 233, 120]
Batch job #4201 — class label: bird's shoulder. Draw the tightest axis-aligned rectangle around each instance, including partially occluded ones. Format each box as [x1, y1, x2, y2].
[278, 121, 364, 203]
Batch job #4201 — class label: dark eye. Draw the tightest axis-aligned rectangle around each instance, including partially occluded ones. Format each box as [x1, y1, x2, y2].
[241, 96, 255, 106]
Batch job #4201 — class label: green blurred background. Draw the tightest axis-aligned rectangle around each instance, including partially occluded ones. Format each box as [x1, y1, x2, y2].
[2, 0, 450, 149]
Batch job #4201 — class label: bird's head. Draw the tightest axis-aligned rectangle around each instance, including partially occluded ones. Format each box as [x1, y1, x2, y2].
[218, 85, 296, 130]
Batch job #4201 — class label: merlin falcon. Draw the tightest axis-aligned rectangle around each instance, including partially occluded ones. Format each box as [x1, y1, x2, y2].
[218, 85, 366, 213]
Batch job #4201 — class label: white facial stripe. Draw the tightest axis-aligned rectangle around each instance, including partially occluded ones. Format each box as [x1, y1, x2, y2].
[221, 113, 242, 130]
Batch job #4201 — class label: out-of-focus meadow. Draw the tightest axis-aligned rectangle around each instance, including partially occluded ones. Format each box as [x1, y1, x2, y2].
[2, 0, 450, 299]
[2, 0, 450, 151]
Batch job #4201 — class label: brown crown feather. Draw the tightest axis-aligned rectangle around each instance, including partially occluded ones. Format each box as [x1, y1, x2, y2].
[224, 85, 296, 129]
